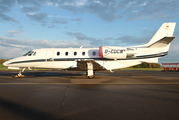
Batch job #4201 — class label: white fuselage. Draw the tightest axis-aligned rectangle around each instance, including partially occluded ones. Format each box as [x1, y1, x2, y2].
[3, 46, 166, 71]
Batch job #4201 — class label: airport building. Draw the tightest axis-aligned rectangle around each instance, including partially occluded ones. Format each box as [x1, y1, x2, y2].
[161, 63, 179, 71]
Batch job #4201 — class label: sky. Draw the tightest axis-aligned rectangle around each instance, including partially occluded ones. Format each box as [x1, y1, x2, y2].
[0, 0, 179, 63]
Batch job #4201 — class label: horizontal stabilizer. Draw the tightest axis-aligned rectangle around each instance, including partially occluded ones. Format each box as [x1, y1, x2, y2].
[148, 36, 175, 48]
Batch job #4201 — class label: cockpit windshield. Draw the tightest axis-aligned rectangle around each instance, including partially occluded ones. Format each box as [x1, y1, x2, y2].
[23, 51, 36, 56]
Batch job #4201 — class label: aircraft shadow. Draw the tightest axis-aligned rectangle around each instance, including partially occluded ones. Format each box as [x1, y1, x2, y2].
[0, 71, 83, 78]
[0, 97, 54, 120]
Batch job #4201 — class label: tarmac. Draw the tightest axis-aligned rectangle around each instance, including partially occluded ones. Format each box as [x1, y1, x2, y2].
[0, 70, 179, 120]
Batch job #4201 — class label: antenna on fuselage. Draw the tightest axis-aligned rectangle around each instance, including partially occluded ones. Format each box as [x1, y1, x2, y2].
[80, 46, 83, 48]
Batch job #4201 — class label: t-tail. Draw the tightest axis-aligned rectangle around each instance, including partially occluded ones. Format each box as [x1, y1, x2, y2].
[146, 22, 176, 51]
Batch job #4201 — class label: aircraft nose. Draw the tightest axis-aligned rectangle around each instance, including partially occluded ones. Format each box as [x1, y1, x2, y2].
[3, 61, 8, 67]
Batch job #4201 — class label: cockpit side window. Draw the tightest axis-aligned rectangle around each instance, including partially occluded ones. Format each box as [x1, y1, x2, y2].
[23, 51, 35, 56]
[23, 51, 31, 56]
[28, 51, 34, 56]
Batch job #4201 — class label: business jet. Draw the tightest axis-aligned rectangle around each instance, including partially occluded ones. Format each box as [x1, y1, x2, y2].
[3, 22, 176, 78]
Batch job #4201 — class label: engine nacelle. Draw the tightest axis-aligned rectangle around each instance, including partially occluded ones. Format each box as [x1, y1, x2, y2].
[99, 46, 127, 59]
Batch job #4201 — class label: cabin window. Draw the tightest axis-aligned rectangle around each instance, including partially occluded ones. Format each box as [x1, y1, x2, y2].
[65, 52, 68, 56]
[92, 51, 96, 56]
[57, 52, 60, 56]
[82, 52, 85, 56]
[74, 52, 77, 56]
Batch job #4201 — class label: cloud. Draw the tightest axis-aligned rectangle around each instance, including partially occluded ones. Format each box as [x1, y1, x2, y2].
[0, 36, 86, 49]
[53, 0, 179, 22]
[56, 0, 122, 22]
[0, 0, 16, 12]
[65, 31, 151, 47]
[1, 0, 179, 24]
[124, 0, 179, 21]
[0, 0, 42, 23]
[115, 34, 153, 45]
[70, 18, 82, 21]
[6, 30, 23, 37]
[65, 32, 105, 45]
[0, 36, 28, 48]
[65, 32, 94, 41]
[51, 18, 68, 24]
[0, 11, 18, 23]
[62, 0, 88, 7]
[0, 46, 25, 59]
[26, 12, 76, 28]
[0, 36, 91, 58]
[140, 2, 147, 6]
[26, 12, 48, 23]
[21, 5, 41, 13]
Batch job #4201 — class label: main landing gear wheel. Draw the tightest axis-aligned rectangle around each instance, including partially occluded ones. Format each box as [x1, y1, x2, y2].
[88, 74, 95, 79]
[87, 62, 95, 79]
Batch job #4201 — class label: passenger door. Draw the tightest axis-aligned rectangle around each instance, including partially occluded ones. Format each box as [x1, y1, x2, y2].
[46, 50, 54, 66]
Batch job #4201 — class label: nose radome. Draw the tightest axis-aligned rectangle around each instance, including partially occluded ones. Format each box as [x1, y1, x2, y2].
[3, 61, 8, 67]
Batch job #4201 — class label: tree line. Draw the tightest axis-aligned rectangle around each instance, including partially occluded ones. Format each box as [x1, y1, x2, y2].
[131, 62, 161, 68]
[0, 59, 9, 64]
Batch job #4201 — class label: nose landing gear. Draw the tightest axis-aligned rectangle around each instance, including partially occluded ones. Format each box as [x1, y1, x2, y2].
[15, 68, 25, 78]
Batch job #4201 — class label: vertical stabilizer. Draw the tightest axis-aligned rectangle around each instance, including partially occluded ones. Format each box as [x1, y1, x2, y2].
[147, 22, 176, 46]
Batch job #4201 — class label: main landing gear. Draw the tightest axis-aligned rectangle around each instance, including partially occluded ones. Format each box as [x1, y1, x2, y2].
[15, 68, 25, 78]
[87, 72, 95, 79]
[87, 62, 95, 79]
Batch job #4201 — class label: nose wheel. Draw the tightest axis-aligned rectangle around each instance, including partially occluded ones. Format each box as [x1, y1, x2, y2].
[15, 68, 25, 78]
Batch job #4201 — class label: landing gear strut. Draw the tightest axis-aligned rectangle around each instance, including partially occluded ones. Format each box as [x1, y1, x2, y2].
[15, 68, 25, 78]
[87, 62, 95, 79]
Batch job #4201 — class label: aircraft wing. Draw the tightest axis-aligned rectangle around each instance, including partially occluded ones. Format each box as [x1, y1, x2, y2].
[67, 60, 106, 71]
